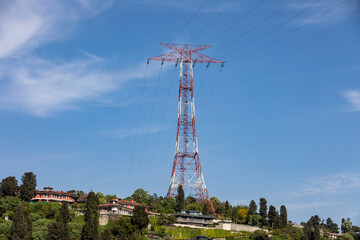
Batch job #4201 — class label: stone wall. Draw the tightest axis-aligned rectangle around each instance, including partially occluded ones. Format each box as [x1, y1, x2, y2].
[99, 213, 122, 226]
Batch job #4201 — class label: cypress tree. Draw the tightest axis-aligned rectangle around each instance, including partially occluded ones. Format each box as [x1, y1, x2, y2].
[46, 202, 71, 240]
[9, 204, 32, 240]
[225, 200, 231, 217]
[20, 172, 37, 201]
[176, 185, 185, 212]
[279, 205, 287, 228]
[268, 205, 277, 228]
[131, 206, 149, 235]
[248, 200, 257, 215]
[1, 176, 19, 197]
[259, 198, 268, 227]
[81, 191, 100, 240]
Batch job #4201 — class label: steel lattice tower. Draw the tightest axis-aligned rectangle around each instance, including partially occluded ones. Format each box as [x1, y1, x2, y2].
[150, 44, 223, 212]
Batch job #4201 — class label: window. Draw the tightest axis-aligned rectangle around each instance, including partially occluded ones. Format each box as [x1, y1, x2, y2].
[61, 195, 66, 199]
[41, 193, 48, 198]
[52, 194, 59, 198]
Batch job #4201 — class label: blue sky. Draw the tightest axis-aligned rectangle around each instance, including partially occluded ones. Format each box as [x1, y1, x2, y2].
[0, 0, 359, 226]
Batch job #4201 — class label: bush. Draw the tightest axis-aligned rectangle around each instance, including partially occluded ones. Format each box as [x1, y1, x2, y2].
[250, 230, 269, 240]
[342, 233, 354, 240]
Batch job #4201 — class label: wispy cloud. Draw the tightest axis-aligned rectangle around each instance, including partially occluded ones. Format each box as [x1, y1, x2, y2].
[0, 0, 165, 116]
[297, 173, 360, 196]
[287, 0, 358, 26]
[343, 89, 360, 111]
[0, 56, 152, 116]
[98, 126, 168, 139]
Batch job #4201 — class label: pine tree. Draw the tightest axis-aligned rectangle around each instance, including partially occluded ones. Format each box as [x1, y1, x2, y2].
[268, 205, 277, 228]
[279, 205, 287, 228]
[81, 191, 100, 240]
[9, 204, 32, 240]
[1, 176, 19, 197]
[20, 172, 37, 201]
[248, 200, 257, 215]
[259, 198, 268, 227]
[46, 202, 71, 240]
[176, 185, 185, 212]
[131, 206, 149, 235]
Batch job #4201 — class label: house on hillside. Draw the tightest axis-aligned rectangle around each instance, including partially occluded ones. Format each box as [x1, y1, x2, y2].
[175, 210, 215, 227]
[31, 187, 77, 204]
[99, 198, 149, 225]
[99, 198, 148, 215]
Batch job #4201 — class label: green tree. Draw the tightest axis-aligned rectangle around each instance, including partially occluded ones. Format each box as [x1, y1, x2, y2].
[248, 200, 257, 215]
[185, 202, 202, 211]
[302, 220, 313, 240]
[176, 185, 185, 212]
[95, 192, 107, 204]
[224, 200, 231, 217]
[81, 191, 99, 240]
[326, 217, 339, 233]
[185, 196, 196, 205]
[46, 202, 71, 240]
[131, 189, 150, 204]
[131, 206, 149, 235]
[313, 225, 321, 240]
[20, 172, 37, 201]
[248, 215, 262, 226]
[110, 217, 136, 240]
[279, 205, 287, 228]
[342, 218, 353, 234]
[259, 198, 268, 227]
[268, 205, 278, 228]
[1, 177, 18, 197]
[9, 204, 32, 240]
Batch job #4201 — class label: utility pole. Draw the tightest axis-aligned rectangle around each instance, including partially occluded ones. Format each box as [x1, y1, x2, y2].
[149, 43, 223, 213]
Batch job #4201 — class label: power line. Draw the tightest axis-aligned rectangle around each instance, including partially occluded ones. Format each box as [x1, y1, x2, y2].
[135, 64, 163, 188]
[198, 66, 224, 127]
[168, 0, 209, 44]
[188, 0, 235, 43]
[207, 0, 265, 44]
[226, 0, 350, 62]
[220, 0, 320, 59]
[195, 66, 209, 102]
[211, 0, 295, 54]
[143, 66, 177, 188]
[125, 62, 148, 194]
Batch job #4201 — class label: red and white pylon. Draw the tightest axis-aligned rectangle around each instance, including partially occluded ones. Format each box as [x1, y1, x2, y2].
[150, 43, 223, 213]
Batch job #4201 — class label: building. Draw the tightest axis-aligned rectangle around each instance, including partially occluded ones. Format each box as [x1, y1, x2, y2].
[99, 198, 149, 225]
[175, 210, 215, 227]
[31, 187, 77, 203]
[99, 198, 148, 216]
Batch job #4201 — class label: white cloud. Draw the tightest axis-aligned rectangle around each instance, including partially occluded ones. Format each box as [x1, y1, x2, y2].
[0, 56, 158, 116]
[343, 89, 360, 111]
[0, 0, 167, 116]
[298, 173, 360, 196]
